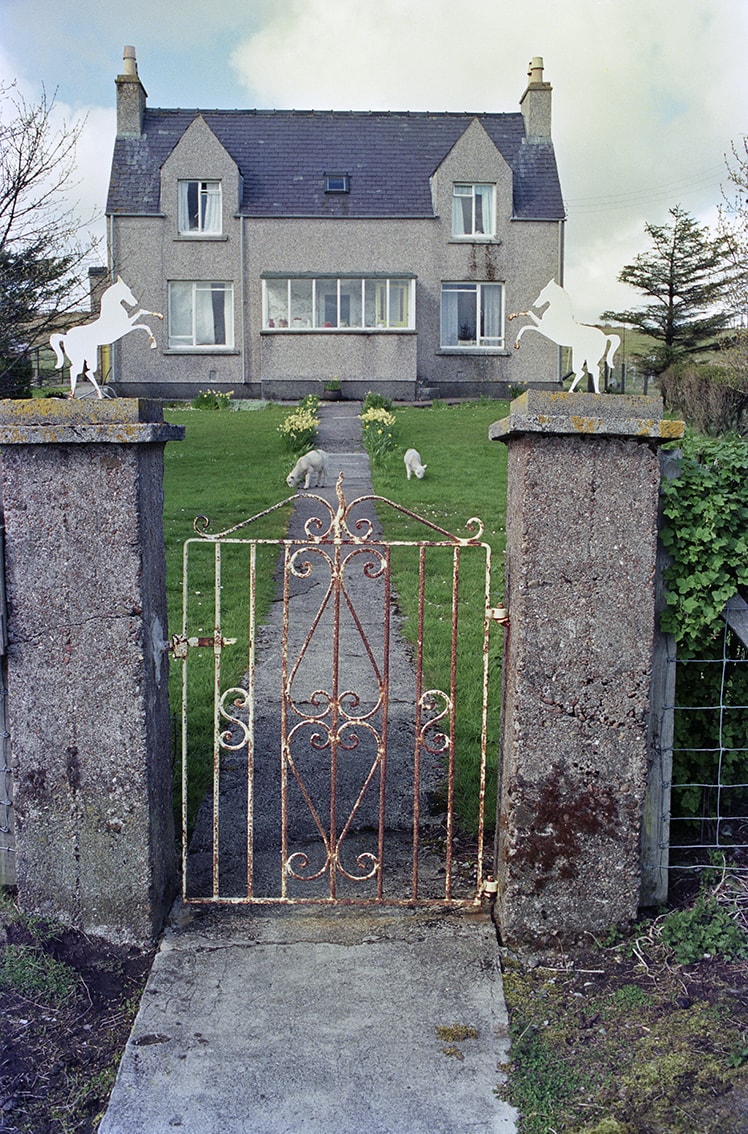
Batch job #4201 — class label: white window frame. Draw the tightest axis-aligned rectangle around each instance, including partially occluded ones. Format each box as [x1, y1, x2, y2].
[177, 180, 222, 236]
[168, 281, 234, 350]
[452, 183, 495, 239]
[440, 282, 504, 350]
[262, 276, 415, 331]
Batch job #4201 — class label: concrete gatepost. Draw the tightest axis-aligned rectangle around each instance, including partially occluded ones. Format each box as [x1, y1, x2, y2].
[0, 399, 185, 946]
[489, 391, 684, 949]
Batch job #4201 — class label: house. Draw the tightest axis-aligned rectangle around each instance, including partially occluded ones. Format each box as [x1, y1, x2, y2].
[106, 47, 565, 401]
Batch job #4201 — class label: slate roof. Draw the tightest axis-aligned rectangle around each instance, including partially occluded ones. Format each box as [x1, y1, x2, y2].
[107, 108, 565, 221]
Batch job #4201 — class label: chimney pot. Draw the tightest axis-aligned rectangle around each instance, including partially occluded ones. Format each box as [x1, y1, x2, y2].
[122, 45, 138, 77]
[528, 56, 544, 84]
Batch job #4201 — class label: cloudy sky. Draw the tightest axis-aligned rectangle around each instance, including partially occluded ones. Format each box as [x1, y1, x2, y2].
[2, 0, 746, 321]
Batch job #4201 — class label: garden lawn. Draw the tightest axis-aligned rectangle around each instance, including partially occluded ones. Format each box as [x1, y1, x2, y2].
[162, 398, 510, 837]
[366, 399, 510, 828]
[163, 403, 295, 830]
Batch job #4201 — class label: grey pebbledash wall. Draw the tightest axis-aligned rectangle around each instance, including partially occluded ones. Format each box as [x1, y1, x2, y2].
[490, 391, 685, 948]
[0, 399, 184, 947]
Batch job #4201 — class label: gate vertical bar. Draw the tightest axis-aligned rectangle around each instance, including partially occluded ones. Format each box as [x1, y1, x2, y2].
[181, 540, 190, 895]
[475, 543, 493, 897]
[412, 546, 427, 900]
[211, 541, 223, 897]
[377, 545, 391, 900]
[246, 542, 257, 898]
[280, 543, 291, 899]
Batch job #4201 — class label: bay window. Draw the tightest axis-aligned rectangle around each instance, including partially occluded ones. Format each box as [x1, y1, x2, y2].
[263, 276, 414, 330]
[440, 282, 504, 349]
[178, 180, 222, 235]
[168, 281, 234, 349]
[452, 183, 495, 239]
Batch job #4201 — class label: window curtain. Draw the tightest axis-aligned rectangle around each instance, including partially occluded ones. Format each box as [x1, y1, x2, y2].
[474, 185, 493, 235]
[452, 190, 471, 237]
[178, 182, 195, 232]
[480, 284, 502, 343]
[201, 184, 221, 233]
[441, 287, 460, 345]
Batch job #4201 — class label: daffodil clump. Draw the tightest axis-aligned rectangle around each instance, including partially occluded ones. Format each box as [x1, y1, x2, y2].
[360, 405, 397, 461]
[278, 404, 320, 452]
[190, 388, 234, 410]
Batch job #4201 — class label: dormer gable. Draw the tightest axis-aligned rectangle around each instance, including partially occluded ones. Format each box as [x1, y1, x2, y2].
[160, 115, 241, 233]
[431, 118, 513, 231]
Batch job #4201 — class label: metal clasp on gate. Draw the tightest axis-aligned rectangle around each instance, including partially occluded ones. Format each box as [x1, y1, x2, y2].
[489, 604, 509, 625]
[169, 633, 237, 659]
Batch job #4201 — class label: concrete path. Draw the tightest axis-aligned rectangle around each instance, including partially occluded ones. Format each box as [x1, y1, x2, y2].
[100, 402, 517, 1134]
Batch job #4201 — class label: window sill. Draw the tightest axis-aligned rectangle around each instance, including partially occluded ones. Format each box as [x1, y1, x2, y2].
[438, 347, 509, 356]
[261, 327, 416, 334]
[174, 234, 228, 242]
[164, 347, 240, 355]
[448, 237, 500, 244]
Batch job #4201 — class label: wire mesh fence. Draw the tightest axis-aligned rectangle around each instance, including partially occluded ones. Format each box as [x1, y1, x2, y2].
[666, 595, 748, 879]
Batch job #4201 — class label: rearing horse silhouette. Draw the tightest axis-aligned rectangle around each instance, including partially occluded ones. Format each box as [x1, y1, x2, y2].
[508, 279, 620, 393]
[50, 276, 163, 398]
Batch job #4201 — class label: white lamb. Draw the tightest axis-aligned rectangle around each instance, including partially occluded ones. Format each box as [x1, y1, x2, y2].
[286, 449, 328, 489]
[404, 448, 427, 480]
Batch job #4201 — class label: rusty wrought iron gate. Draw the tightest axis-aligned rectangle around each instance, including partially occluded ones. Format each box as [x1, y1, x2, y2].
[171, 476, 504, 907]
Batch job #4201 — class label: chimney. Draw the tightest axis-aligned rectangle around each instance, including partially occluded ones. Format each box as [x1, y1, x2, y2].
[520, 55, 552, 140]
[115, 45, 147, 138]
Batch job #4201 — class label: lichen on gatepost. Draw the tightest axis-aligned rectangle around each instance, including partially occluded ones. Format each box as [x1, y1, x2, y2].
[489, 390, 684, 948]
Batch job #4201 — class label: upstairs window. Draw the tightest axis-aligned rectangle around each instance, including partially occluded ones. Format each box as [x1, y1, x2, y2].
[452, 183, 495, 239]
[178, 180, 222, 235]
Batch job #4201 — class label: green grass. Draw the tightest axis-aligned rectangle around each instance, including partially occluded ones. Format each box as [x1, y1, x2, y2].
[163, 403, 295, 830]
[163, 398, 510, 837]
[366, 400, 509, 828]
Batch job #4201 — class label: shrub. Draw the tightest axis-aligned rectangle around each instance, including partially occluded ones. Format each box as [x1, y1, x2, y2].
[659, 363, 748, 435]
[362, 391, 392, 413]
[278, 404, 319, 452]
[660, 892, 748, 964]
[660, 430, 748, 652]
[190, 388, 234, 411]
[0, 353, 32, 399]
[661, 429, 748, 822]
[359, 405, 397, 461]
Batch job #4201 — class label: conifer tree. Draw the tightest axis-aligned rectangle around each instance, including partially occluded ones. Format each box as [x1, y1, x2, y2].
[601, 205, 729, 374]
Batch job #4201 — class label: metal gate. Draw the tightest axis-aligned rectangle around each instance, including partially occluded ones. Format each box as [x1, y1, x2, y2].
[171, 476, 505, 907]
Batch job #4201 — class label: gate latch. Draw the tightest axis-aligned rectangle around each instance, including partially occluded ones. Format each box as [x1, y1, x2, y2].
[169, 633, 237, 659]
[489, 604, 509, 625]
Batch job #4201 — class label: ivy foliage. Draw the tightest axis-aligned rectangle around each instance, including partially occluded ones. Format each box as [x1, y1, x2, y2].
[660, 430, 748, 656]
[660, 430, 748, 820]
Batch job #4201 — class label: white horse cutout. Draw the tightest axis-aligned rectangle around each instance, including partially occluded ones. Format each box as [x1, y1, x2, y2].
[508, 279, 620, 394]
[49, 276, 163, 398]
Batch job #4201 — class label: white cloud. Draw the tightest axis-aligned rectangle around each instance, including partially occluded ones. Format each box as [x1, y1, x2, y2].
[230, 0, 748, 320]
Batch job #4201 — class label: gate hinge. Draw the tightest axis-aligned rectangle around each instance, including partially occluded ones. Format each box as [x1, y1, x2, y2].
[169, 633, 237, 659]
[479, 875, 499, 899]
[488, 604, 509, 625]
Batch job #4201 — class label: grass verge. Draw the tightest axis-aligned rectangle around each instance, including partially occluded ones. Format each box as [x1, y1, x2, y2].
[367, 399, 509, 829]
[163, 403, 295, 833]
[499, 863, 748, 1133]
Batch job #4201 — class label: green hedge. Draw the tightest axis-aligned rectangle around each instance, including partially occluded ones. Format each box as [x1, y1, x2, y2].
[659, 363, 748, 435]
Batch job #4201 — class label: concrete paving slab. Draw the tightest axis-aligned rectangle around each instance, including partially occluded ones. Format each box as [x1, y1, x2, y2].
[100, 906, 517, 1134]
